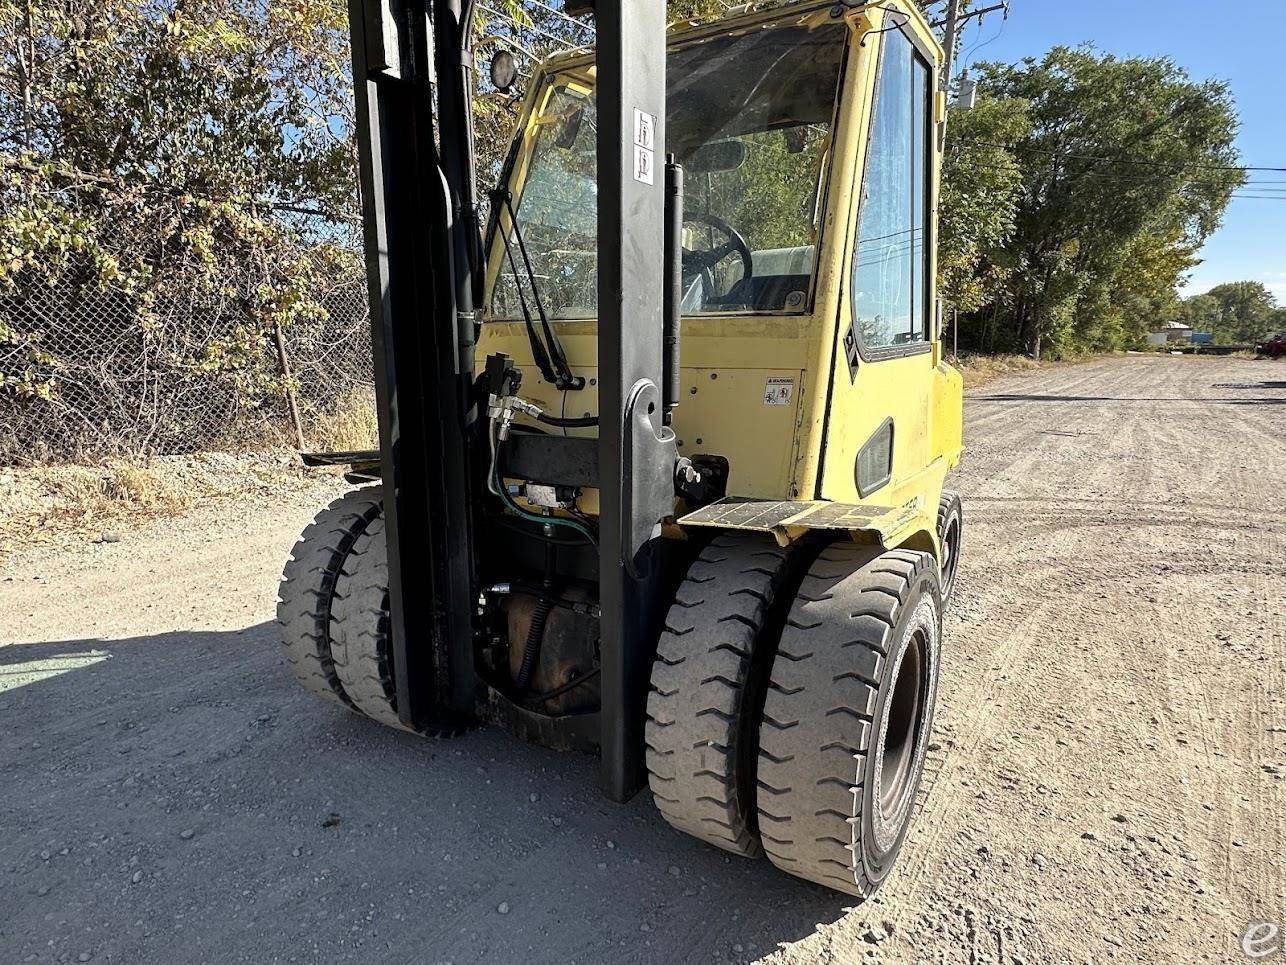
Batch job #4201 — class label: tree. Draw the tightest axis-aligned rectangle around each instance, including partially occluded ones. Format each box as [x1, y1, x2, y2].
[1202, 281, 1278, 342]
[963, 47, 1242, 358]
[938, 93, 1029, 338]
[1, 0, 359, 453]
[1178, 292, 1220, 332]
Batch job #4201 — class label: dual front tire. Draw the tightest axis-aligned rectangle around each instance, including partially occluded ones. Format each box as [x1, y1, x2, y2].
[278, 488, 401, 727]
[647, 532, 949, 898]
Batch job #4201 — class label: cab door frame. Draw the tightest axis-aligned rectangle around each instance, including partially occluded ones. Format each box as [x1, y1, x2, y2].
[815, 4, 942, 508]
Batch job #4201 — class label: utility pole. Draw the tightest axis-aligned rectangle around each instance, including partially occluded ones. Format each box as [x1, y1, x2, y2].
[940, 0, 962, 95]
[938, 0, 961, 148]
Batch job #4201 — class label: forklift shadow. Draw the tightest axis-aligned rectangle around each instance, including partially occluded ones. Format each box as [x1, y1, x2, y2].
[2, 624, 851, 961]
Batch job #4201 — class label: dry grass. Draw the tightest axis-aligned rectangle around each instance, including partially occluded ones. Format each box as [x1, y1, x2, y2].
[0, 388, 376, 562]
[305, 386, 380, 452]
[0, 451, 335, 560]
[951, 352, 1110, 389]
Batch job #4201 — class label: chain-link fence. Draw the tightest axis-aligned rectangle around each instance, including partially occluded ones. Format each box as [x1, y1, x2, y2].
[0, 251, 376, 465]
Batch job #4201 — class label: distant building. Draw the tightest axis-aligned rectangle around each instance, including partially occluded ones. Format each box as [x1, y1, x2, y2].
[1146, 321, 1194, 346]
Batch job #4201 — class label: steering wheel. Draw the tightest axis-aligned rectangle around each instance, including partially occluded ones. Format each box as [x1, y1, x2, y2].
[682, 212, 754, 290]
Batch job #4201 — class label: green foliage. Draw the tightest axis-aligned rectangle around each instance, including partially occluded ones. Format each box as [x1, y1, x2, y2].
[0, 0, 361, 428]
[949, 46, 1242, 358]
[1180, 281, 1280, 343]
[938, 95, 1029, 315]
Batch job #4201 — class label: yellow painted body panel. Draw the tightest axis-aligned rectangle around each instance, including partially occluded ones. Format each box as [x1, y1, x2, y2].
[475, 0, 963, 558]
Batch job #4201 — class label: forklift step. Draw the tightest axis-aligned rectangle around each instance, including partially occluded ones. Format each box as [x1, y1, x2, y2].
[645, 532, 801, 857]
[277, 487, 384, 707]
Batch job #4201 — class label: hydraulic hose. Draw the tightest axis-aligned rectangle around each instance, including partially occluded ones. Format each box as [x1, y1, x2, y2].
[535, 411, 599, 429]
[515, 596, 553, 691]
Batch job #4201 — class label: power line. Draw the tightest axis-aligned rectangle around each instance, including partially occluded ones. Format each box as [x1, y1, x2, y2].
[972, 141, 1286, 174]
[951, 154, 1284, 188]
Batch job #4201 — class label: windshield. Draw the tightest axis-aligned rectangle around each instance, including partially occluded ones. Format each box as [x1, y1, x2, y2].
[490, 22, 849, 320]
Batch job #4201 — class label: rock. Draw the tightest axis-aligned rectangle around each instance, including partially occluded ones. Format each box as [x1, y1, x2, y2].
[1110, 814, 1127, 823]
[78, 954, 92, 963]
[497, 901, 510, 915]
[529, 793, 539, 804]
[292, 848, 302, 858]
[668, 865, 682, 877]
[99, 532, 122, 544]
[1081, 832, 1097, 841]
[131, 870, 143, 884]
[179, 829, 195, 840]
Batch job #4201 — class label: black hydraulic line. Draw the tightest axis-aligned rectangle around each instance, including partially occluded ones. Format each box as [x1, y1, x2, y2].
[499, 192, 583, 390]
[494, 515, 589, 546]
[662, 156, 684, 426]
[515, 595, 553, 690]
[535, 411, 599, 429]
[533, 666, 601, 702]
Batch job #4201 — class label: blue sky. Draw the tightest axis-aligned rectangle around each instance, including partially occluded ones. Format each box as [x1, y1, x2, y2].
[952, 0, 1286, 303]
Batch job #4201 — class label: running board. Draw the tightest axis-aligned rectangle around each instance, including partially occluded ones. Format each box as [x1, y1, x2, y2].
[678, 497, 927, 549]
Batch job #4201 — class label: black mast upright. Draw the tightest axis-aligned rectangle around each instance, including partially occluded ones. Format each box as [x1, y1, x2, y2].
[595, 0, 678, 801]
[348, 0, 477, 729]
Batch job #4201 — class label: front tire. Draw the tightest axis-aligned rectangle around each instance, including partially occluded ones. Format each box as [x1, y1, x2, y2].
[278, 487, 383, 706]
[645, 533, 798, 857]
[330, 516, 407, 730]
[756, 543, 941, 897]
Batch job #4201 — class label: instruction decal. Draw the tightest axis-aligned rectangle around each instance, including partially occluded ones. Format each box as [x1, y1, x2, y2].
[764, 377, 795, 406]
[633, 108, 655, 185]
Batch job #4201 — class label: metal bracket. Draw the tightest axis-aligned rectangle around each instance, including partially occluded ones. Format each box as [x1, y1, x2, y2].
[620, 379, 678, 578]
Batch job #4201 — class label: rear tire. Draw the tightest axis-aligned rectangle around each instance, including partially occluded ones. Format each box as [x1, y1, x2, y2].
[330, 516, 408, 730]
[645, 533, 799, 857]
[936, 490, 963, 607]
[278, 487, 383, 705]
[757, 543, 941, 897]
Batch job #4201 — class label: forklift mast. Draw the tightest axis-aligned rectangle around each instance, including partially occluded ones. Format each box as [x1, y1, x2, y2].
[348, 0, 674, 799]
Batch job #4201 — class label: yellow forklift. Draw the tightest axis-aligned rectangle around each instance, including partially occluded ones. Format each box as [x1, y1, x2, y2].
[279, 0, 964, 897]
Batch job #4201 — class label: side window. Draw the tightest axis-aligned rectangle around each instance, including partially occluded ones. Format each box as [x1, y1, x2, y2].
[851, 27, 932, 351]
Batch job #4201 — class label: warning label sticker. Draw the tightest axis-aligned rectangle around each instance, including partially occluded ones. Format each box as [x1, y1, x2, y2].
[632, 109, 656, 185]
[764, 377, 795, 406]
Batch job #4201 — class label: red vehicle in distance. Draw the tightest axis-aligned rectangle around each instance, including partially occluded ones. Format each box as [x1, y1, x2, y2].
[1256, 332, 1286, 358]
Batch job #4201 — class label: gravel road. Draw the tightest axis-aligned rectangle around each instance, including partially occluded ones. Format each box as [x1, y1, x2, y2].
[3, 355, 1283, 964]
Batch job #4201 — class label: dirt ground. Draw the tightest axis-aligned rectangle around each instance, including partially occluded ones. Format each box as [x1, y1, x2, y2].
[2, 355, 1283, 964]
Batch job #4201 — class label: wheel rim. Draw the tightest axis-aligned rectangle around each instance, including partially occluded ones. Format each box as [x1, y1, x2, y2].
[879, 630, 926, 823]
[941, 515, 961, 597]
